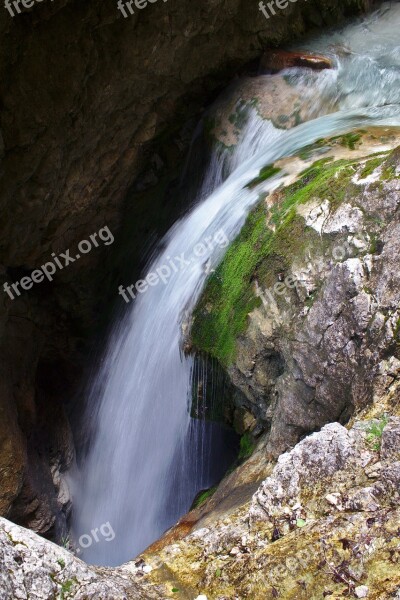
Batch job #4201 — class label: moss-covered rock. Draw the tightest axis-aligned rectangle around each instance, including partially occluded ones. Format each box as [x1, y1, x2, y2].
[191, 129, 400, 456]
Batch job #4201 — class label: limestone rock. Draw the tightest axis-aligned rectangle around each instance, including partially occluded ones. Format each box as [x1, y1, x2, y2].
[381, 417, 400, 461]
[250, 423, 358, 523]
[0, 517, 163, 600]
[192, 135, 400, 458]
[0, 0, 367, 538]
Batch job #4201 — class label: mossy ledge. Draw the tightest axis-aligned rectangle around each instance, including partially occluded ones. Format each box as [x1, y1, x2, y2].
[190, 145, 396, 367]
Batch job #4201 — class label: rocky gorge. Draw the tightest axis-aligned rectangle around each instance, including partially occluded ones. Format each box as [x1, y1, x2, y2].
[1, 0, 400, 598]
[0, 0, 368, 543]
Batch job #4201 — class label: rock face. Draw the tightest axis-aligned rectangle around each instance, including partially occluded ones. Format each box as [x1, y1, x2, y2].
[2, 415, 400, 598]
[141, 416, 400, 599]
[0, 0, 367, 538]
[0, 517, 163, 599]
[192, 130, 400, 456]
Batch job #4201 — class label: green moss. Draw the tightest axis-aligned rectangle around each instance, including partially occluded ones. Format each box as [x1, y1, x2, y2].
[192, 486, 217, 509]
[296, 138, 328, 161]
[359, 157, 383, 179]
[332, 131, 363, 150]
[191, 157, 360, 366]
[246, 164, 282, 189]
[299, 157, 334, 178]
[191, 200, 266, 364]
[238, 432, 255, 460]
[378, 146, 400, 181]
[284, 158, 357, 212]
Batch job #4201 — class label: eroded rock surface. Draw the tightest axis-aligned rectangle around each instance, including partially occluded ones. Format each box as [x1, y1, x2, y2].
[0, 0, 366, 538]
[192, 130, 400, 457]
[142, 416, 400, 599]
[0, 517, 164, 600]
[2, 415, 400, 599]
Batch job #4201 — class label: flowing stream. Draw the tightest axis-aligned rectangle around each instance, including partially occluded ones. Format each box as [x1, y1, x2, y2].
[73, 3, 400, 566]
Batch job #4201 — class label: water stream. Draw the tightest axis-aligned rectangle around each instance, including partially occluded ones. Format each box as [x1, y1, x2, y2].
[73, 3, 400, 566]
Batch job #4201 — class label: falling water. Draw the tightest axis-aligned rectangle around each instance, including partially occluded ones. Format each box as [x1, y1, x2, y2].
[73, 3, 400, 566]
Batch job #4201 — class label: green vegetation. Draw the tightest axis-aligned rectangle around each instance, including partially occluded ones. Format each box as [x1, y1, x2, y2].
[57, 558, 65, 569]
[246, 164, 282, 189]
[296, 518, 307, 528]
[359, 156, 383, 179]
[296, 138, 329, 161]
[60, 536, 70, 550]
[191, 156, 357, 365]
[332, 131, 363, 150]
[238, 432, 255, 460]
[192, 486, 217, 509]
[58, 578, 77, 600]
[366, 415, 389, 451]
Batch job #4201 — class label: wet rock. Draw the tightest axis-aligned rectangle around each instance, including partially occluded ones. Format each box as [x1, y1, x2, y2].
[260, 49, 333, 73]
[192, 135, 400, 458]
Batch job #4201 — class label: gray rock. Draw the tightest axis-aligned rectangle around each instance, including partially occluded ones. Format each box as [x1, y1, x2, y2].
[250, 423, 358, 523]
[0, 518, 162, 600]
[381, 418, 400, 461]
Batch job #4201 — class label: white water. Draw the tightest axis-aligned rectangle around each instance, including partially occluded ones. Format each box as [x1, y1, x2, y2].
[73, 3, 400, 566]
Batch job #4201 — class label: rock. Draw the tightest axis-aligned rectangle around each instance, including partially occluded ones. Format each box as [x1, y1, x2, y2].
[355, 585, 369, 598]
[325, 493, 343, 508]
[0, 517, 164, 599]
[260, 49, 333, 73]
[381, 418, 400, 461]
[0, 0, 370, 535]
[343, 486, 381, 512]
[140, 414, 400, 599]
[191, 134, 400, 458]
[2, 408, 400, 598]
[250, 423, 358, 524]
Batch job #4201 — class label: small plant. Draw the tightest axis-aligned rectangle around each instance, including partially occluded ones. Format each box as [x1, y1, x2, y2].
[296, 518, 307, 528]
[60, 536, 70, 550]
[57, 558, 66, 569]
[366, 415, 389, 451]
[58, 578, 77, 600]
[238, 432, 255, 460]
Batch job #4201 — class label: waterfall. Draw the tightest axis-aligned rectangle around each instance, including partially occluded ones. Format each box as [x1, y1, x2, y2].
[73, 2, 400, 566]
